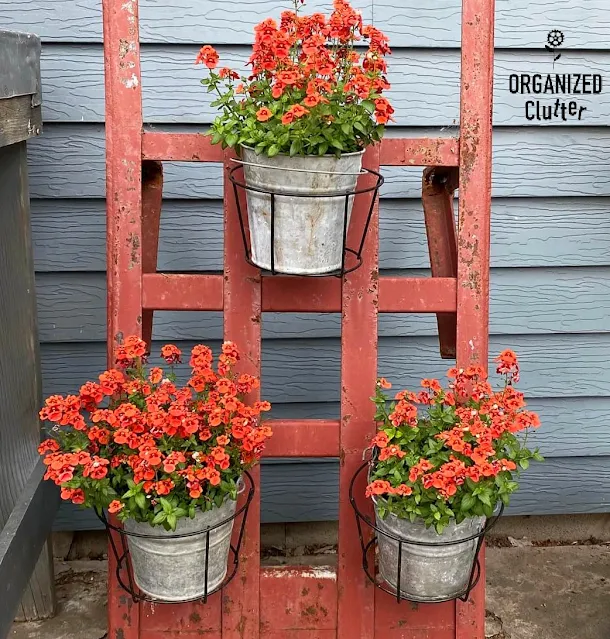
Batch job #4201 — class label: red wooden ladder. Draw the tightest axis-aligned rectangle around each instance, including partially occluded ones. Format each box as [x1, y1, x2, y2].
[102, 0, 495, 636]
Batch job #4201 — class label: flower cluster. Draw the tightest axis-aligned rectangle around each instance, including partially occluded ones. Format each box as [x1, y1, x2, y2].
[39, 338, 272, 529]
[367, 351, 543, 532]
[197, 0, 392, 157]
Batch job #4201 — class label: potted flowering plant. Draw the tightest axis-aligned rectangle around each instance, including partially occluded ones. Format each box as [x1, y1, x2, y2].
[196, 0, 392, 275]
[366, 350, 543, 602]
[38, 336, 272, 601]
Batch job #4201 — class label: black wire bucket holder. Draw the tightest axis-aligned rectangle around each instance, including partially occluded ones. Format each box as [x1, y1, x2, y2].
[97, 470, 254, 604]
[228, 160, 384, 277]
[349, 462, 503, 604]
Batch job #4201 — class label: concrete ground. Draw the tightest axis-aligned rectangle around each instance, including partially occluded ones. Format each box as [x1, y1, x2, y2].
[10, 530, 610, 639]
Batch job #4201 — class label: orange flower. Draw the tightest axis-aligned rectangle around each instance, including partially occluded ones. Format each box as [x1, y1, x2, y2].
[365, 479, 392, 497]
[160, 344, 182, 364]
[281, 104, 309, 126]
[149, 367, 163, 384]
[377, 377, 392, 389]
[271, 83, 285, 99]
[378, 444, 406, 461]
[303, 93, 321, 108]
[38, 439, 60, 455]
[256, 107, 273, 121]
[108, 500, 124, 514]
[390, 484, 412, 497]
[218, 67, 239, 80]
[372, 432, 389, 448]
[195, 45, 219, 69]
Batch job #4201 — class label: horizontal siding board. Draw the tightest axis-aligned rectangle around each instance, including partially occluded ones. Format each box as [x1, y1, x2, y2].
[53, 455, 610, 530]
[6, 0, 609, 48]
[39, 335, 610, 404]
[31, 199, 224, 272]
[41, 45, 610, 126]
[375, 0, 610, 50]
[35, 268, 610, 341]
[260, 457, 610, 521]
[30, 198, 610, 272]
[267, 398, 610, 458]
[27, 125, 610, 199]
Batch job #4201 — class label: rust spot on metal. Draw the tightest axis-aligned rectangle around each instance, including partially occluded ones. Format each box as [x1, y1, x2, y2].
[189, 612, 202, 623]
[320, 605, 329, 616]
[115, 630, 125, 639]
[118, 38, 129, 59]
[460, 120, 480, 185]
[302, 605, 317, 617]
[127, 232, 140, 268]
[301, 587, 310, 596]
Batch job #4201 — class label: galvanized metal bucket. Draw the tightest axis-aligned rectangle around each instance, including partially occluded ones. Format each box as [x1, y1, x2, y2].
[124, 496, 238, 602]
[241, 146, 365, 275]
[375, 503, 486, 602]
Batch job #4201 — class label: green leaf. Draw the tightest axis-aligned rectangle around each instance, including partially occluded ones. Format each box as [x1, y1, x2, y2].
[478, 492, 492, 507]
[135, 493, 146, 510]
[289, 138, 302, 157]
[353, 121, 366, 133]
[460, 494, 476, 512]
[341, 123, 352, 135]
[225, 133, 238, 148]
[519, 459, 530, 470]
[167, 513, 177, 531]
[160, 498, 172, 514]
[362, 100, 375, 114]
[152, 511, 166, 525]
[267, 144, 280, 157]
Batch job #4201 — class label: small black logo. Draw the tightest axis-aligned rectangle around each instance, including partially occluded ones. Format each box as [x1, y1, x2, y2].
[545, 29, 564, 62]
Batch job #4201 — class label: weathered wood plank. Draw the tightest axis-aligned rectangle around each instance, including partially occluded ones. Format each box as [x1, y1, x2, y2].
[39, 45, 610, 126]
[34, 267, 610, 342]
[0, 462, 59, 635]
[0, 142, 55, 620]
[52, 454, 610, 530]
[31, 197, 610, 272]
[4, 0, 609, 48]
[0, 97, 42, 147]
[27, 125, 610, 199]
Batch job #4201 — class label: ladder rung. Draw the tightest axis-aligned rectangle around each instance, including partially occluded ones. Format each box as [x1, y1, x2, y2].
[141, 131, 458, 167]
[263, 420, 340, 458]
[142, 273, 457, 313]
[142, 132, 224, 162]
[142, 273, 224, 310]
[379, 277, 457, 313]
[380, 137, 459, 167]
